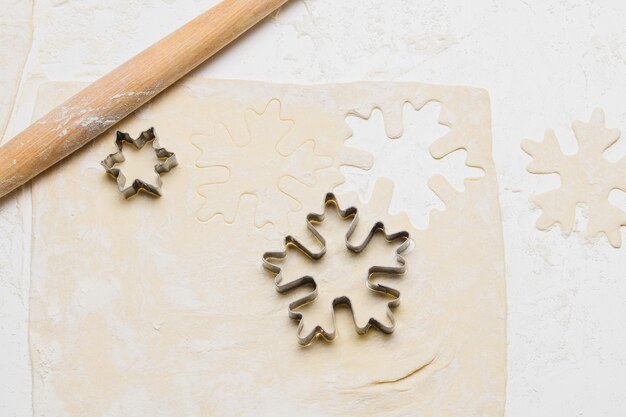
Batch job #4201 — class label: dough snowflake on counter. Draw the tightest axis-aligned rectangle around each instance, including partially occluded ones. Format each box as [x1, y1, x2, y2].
[192, 99, 332, 232]
[522, 108, 626, 247]
[263, 193, 410, 346]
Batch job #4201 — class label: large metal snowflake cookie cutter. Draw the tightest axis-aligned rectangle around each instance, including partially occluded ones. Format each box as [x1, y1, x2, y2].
[101, 127, 178, 198]
[262, 192, 411, 346]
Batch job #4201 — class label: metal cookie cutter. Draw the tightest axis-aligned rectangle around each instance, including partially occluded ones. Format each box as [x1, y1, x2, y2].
[101, 127, 177, 198]
[263, 193, 411, 346]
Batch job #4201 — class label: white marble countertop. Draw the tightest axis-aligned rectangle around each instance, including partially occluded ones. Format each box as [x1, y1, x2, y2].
[1, 1, 625, 416]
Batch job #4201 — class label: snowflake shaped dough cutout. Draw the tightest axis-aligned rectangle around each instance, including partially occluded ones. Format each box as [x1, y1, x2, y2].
[192, 99, 332, 232]
[522, 108, 626, 247]
[263, 194, 410, 346]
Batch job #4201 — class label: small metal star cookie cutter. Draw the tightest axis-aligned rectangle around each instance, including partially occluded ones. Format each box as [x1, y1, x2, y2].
[101, 127, 177, 198]
[263, 193, 411, 346]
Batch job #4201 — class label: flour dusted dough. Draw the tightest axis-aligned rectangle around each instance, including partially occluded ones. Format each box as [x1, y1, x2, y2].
[30, 79, 506, 417]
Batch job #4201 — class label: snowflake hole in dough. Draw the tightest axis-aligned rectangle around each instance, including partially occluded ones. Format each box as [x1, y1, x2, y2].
[521, 108, 626, 247]
[336, 100, 484, 230]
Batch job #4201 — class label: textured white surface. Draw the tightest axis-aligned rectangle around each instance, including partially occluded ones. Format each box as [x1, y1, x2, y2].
[1, 0, 625, 416]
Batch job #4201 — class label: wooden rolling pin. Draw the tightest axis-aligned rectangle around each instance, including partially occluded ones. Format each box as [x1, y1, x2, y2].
[0, 0, 290, 198]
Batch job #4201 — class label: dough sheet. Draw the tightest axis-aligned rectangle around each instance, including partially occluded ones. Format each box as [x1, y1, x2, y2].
[29, 79, 506, 417]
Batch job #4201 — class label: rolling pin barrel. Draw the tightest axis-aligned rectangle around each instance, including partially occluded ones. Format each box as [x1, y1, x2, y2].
[0, 0, 289, 198]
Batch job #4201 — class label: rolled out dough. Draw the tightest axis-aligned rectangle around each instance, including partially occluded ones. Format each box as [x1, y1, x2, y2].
[29, 79, 506, 416]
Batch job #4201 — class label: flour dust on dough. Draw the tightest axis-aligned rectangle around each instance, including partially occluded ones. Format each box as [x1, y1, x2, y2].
[29, 79, 506, 417]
